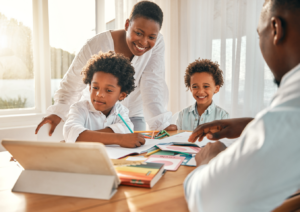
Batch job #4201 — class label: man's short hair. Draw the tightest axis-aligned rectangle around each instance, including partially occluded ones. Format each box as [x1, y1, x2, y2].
[129, 1, 163, 28]
[184, 59, 224, 89]
[82, 51, 136, 95]
[270, 0, 300, 11]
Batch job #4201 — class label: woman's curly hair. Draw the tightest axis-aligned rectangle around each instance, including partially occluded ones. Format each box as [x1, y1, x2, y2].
[184, 58, 224, 89]
[82, 51, 136, 95]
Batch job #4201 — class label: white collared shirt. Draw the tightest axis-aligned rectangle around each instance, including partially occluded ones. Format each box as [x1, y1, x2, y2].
[63, 100, 133, 143]
[47, 31, 172, 130]
[176, 101, 229, 130]
[184, 63, 300, 212]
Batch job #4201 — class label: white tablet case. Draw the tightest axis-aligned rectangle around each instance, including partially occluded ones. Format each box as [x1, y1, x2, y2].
[1, 140, 120, 200]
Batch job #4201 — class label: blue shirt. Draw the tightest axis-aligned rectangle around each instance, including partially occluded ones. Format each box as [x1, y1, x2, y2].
[176, 101, 229, 131]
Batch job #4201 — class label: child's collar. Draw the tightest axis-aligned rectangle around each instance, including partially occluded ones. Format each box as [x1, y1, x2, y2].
[189, 101, 215, 115]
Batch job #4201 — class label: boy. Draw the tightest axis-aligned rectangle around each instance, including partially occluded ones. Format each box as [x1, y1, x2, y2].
[63, 51, 145, 148]
[176, 58, 229, 130]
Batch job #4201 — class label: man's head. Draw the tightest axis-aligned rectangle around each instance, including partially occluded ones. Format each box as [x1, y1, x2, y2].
[184, 59, 224, 107]
[258, 0, 300, 86]
[82, 51, 135, 116]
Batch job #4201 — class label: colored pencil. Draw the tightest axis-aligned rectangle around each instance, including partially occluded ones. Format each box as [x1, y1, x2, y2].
[118, 114, 133, 133]
[134, 131, 159, 133]
[146, 149, 161, 156]
[151, 131, 155, 139]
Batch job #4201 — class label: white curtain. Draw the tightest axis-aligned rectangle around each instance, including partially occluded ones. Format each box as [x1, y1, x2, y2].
[113, 0, 278, 118]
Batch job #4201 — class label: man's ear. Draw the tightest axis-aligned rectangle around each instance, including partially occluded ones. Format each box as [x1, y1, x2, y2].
[125, 19, 130, 31]
[214, 85, 220, 94]
[271, 17, 284, 45]
[119, 92, 127, 101]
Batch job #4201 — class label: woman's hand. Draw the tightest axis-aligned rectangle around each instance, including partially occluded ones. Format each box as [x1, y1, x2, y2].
[118, 133, 146, 148]
[35, 114, 62, 136]
[164, 124, 178, 131]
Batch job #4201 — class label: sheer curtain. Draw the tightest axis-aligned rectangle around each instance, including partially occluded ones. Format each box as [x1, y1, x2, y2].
[113, 0, 278, 118]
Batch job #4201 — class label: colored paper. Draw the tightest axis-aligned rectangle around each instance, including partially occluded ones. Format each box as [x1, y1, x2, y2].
[153, 151, 176, 156]
[156, 145, 201, 154]
[145, 155, 185, 171]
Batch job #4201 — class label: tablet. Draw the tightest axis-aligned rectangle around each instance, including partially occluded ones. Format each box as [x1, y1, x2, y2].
[1, 140, 120, 187]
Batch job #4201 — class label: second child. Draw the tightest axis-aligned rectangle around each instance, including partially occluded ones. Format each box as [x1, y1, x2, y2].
[176, 59, 229, 130]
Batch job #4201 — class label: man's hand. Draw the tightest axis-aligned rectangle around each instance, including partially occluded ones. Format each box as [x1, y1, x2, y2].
[195, 141, 227, 166]
[118, 133, 146, 148]
[188, 118, 254, 143]
[164, 124, 178, 131]
[35, 114, 62, 136]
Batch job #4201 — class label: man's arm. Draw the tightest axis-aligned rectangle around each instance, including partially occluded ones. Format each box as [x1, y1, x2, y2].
[184, 112, 300, 212]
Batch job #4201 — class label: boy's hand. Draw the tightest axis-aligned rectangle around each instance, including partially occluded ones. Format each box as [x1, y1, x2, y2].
[118, 133, 146, 148]
[164, 124, 178, 131]
[35, 114, 62, 136]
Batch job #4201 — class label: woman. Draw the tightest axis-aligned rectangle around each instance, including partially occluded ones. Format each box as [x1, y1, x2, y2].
[36, 1, 177, 135]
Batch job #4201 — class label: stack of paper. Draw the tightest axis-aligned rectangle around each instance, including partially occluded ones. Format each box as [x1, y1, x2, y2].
[105, 132, 237, 159]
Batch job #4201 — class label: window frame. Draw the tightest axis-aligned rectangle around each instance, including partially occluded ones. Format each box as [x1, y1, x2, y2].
[0, 0, 51, 128]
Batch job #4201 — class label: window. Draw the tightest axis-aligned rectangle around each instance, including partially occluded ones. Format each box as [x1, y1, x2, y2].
[48, 0, 95, 103]
[0, 0, 34, 111]
[105, 0, 115, 30]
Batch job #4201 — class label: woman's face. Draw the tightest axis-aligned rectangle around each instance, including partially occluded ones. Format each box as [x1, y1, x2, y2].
[125, 17, 160, 56]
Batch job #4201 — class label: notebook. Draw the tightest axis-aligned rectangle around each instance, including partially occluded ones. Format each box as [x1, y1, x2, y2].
[114, 162, 164, 188]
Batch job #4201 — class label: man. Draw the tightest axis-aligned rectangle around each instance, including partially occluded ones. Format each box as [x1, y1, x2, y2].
[184, 0, 300, 211]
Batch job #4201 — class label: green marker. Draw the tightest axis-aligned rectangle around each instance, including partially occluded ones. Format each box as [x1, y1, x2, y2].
[118, 114, 133, 133]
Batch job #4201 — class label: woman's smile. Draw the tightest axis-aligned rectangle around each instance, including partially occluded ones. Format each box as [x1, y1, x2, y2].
[133, 42, 148, 52]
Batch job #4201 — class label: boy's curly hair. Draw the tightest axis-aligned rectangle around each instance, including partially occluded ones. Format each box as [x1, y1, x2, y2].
[82, 51, 136, 95]
[184, 58, 224, 89]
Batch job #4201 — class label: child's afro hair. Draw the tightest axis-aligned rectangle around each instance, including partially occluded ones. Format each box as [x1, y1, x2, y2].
[82, 51, 136, 95]
[184, 58, 224, 89]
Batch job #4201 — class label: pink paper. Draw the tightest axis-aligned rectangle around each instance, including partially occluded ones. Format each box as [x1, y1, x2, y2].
[145, 155, 185, 171]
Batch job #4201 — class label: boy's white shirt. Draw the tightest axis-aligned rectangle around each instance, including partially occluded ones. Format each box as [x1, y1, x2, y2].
[63, 99, 133, 143]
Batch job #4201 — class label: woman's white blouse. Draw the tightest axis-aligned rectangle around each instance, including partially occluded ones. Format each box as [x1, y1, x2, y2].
[47, 31, 172, 130]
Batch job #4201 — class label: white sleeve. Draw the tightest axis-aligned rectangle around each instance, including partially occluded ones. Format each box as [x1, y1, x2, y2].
[47, 41, 93, 121]
[63, 104, 87, 143]
[184, 110, 300, 212]
[176, 110, 183, 130]
[108, 105, 134, 134]
[140, 34, 172, 130]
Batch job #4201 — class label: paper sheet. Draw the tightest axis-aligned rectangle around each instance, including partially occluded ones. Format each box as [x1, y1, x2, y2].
[105, 132, 237, 159]
[105, 139, 164, 159]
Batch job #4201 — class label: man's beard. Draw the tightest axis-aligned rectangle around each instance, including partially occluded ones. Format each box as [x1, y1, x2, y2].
[274, 78, 280, 87]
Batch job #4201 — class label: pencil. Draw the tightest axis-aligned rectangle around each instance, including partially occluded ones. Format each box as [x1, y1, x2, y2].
[134, 131, 159, 133]
[155, 130, 163, 137]
[151, 131, 155, 139]
[118, 114, 133, 133]
[146, 149, 161, 156]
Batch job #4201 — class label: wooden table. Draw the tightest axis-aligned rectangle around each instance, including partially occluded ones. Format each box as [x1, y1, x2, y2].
[1, 130, 298, 212]
[0, 130, 194, 212]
